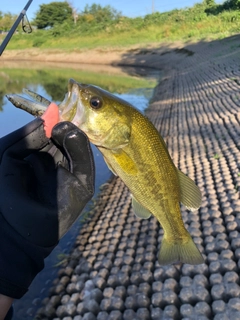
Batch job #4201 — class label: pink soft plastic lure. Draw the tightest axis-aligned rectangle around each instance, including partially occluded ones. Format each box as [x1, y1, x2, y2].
[41, 102, 59, 138]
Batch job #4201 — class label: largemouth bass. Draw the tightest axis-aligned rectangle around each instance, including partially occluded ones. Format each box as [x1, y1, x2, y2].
[7, 79, 204, 265]
[59, 79, 203, 265]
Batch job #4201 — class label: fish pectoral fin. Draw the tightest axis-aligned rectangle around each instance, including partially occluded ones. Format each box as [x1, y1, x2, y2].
[158, 233, 204, 265]
[132, 196, 152, 219]
[177, 169, 202, 211]
[112, 150, 138, 175]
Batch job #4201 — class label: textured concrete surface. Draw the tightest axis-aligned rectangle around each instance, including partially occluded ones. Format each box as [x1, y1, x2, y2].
[35, 34, 240, 319]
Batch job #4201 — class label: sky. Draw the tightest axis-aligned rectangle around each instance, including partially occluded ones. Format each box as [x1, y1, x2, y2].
[0, 0, 220, 21]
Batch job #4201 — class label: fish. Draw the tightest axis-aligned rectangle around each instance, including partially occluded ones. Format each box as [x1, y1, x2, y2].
[7, 79, 204, 265]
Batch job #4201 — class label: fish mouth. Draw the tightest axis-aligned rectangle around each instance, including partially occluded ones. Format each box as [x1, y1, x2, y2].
[59, 79, 88, 127]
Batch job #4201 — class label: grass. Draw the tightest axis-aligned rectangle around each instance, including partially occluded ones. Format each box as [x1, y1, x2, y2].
[1, 8, 240, 52]
[213, 153, 221, 159]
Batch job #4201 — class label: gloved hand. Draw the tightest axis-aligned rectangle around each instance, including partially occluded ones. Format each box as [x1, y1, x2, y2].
[0, 118, 95, 299]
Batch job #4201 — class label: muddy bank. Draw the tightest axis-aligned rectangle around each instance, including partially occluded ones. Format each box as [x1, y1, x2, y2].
[2, 35, 239, 73]
[0, 40, 199, 70]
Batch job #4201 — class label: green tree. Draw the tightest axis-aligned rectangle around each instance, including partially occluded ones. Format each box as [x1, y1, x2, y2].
[203, 0, 216, 7]
[33, 1, 73, 29]
[223, 0, 240, 9]
[82, 4, 121, 23]
[0, 12, 18, 31]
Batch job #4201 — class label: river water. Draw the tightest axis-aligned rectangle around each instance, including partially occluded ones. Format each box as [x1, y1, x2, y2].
[0, 61, 159, 319]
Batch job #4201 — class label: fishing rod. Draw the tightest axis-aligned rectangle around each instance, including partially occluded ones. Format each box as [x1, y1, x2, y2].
[0, 0, 33, 56]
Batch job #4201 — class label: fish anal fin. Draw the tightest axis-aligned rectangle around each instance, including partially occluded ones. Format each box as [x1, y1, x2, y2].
[132, 196, 152, 219]
[177, 169, 202, 211]
[158, 234, 204, 265]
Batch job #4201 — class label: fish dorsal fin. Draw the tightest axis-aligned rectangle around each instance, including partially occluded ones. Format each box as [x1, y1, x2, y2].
[112, 150, 138, 175]
[177, 170, 202, 211]
[132, 196, 152, 219]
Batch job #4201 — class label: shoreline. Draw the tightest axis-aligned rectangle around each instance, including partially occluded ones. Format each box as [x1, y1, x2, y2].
[0, 41, 189, 70]
[1, 34, 240, 72]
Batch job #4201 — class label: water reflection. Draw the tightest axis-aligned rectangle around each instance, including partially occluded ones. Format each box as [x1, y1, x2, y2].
[0, 61, 159, 320]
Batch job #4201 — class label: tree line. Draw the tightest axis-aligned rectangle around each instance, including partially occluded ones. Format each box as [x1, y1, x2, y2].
[0, 2, 121, 31]
[0, 0, 239, 33]
[0, 12, 17, 32]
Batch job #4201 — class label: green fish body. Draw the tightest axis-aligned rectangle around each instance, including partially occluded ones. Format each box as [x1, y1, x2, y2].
[59, 79, 204, 265]
[98, 106, 203, 265]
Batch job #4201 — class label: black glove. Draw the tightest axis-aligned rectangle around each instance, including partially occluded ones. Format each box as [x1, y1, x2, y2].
[0, 118, 95, 298]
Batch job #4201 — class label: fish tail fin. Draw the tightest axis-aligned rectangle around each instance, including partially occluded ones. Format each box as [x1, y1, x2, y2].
[158, 233, 204, 265]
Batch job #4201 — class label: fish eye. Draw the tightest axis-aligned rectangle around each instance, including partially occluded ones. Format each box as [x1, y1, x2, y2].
[90, 96, 103, 109]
